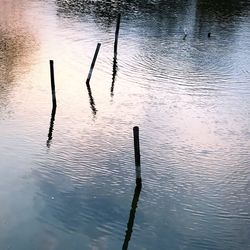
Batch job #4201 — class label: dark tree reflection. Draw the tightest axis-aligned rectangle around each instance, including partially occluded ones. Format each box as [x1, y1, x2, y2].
[56, 0, 250, 25]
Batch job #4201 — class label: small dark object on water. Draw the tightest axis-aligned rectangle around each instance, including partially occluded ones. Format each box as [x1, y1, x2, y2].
[183, 33, 187, 40]
[208, 32, 211, 38]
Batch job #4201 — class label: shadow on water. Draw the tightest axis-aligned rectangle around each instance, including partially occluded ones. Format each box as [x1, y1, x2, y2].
[47, 106, 57, 148]
[122, 183, 142, 250]
[110, 54, 118, 97]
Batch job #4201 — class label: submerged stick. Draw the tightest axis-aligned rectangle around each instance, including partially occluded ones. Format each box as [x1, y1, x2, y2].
[49, 60, 57, 108]
[86, 43, 101, 87]
[114, 13, 121, 56]
[133, 126, 142, 186]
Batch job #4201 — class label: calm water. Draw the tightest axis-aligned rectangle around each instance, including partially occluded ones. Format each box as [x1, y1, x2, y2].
[0, 0, 250, 249]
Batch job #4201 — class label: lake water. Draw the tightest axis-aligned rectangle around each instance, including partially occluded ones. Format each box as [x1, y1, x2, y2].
[0, 0, 250, 249]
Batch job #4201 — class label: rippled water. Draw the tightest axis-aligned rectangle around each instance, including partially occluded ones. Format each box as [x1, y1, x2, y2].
[0, 0, 250, 249]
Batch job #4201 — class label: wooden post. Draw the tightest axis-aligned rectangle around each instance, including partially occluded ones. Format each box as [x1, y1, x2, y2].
[133, 126, 142, 186]
[49, 60, 57, 108]
[114, 13, 121, 56]
[86, 43, 101, 87]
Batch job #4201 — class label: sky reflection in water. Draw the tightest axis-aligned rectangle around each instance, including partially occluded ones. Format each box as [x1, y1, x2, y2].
[0, 0, 250, 249]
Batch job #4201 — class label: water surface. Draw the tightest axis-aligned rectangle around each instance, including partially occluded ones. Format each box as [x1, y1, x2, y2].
[0, 0, 250, 249]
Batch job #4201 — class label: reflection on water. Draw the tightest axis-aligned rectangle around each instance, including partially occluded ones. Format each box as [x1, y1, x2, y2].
[1, 0, 250, 249]
[122, 184, 141, 250]
[111, 55, 118, 97]
[86, 82, 97, 115]
[47, 107, 57, 148]
[111, 13, 120, 97]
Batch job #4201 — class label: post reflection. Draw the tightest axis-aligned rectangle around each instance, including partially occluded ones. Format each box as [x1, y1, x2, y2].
[122, 183, 142, 250]
[47, 106, 57, 148]
[111, 54, 118, 97]
[86, 81, 97, 116]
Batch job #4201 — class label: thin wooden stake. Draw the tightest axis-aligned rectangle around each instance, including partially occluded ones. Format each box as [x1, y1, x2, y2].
[86, 43, 101, 87]
[133, 126, 142, 186]
[49, 60, 57, 108]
